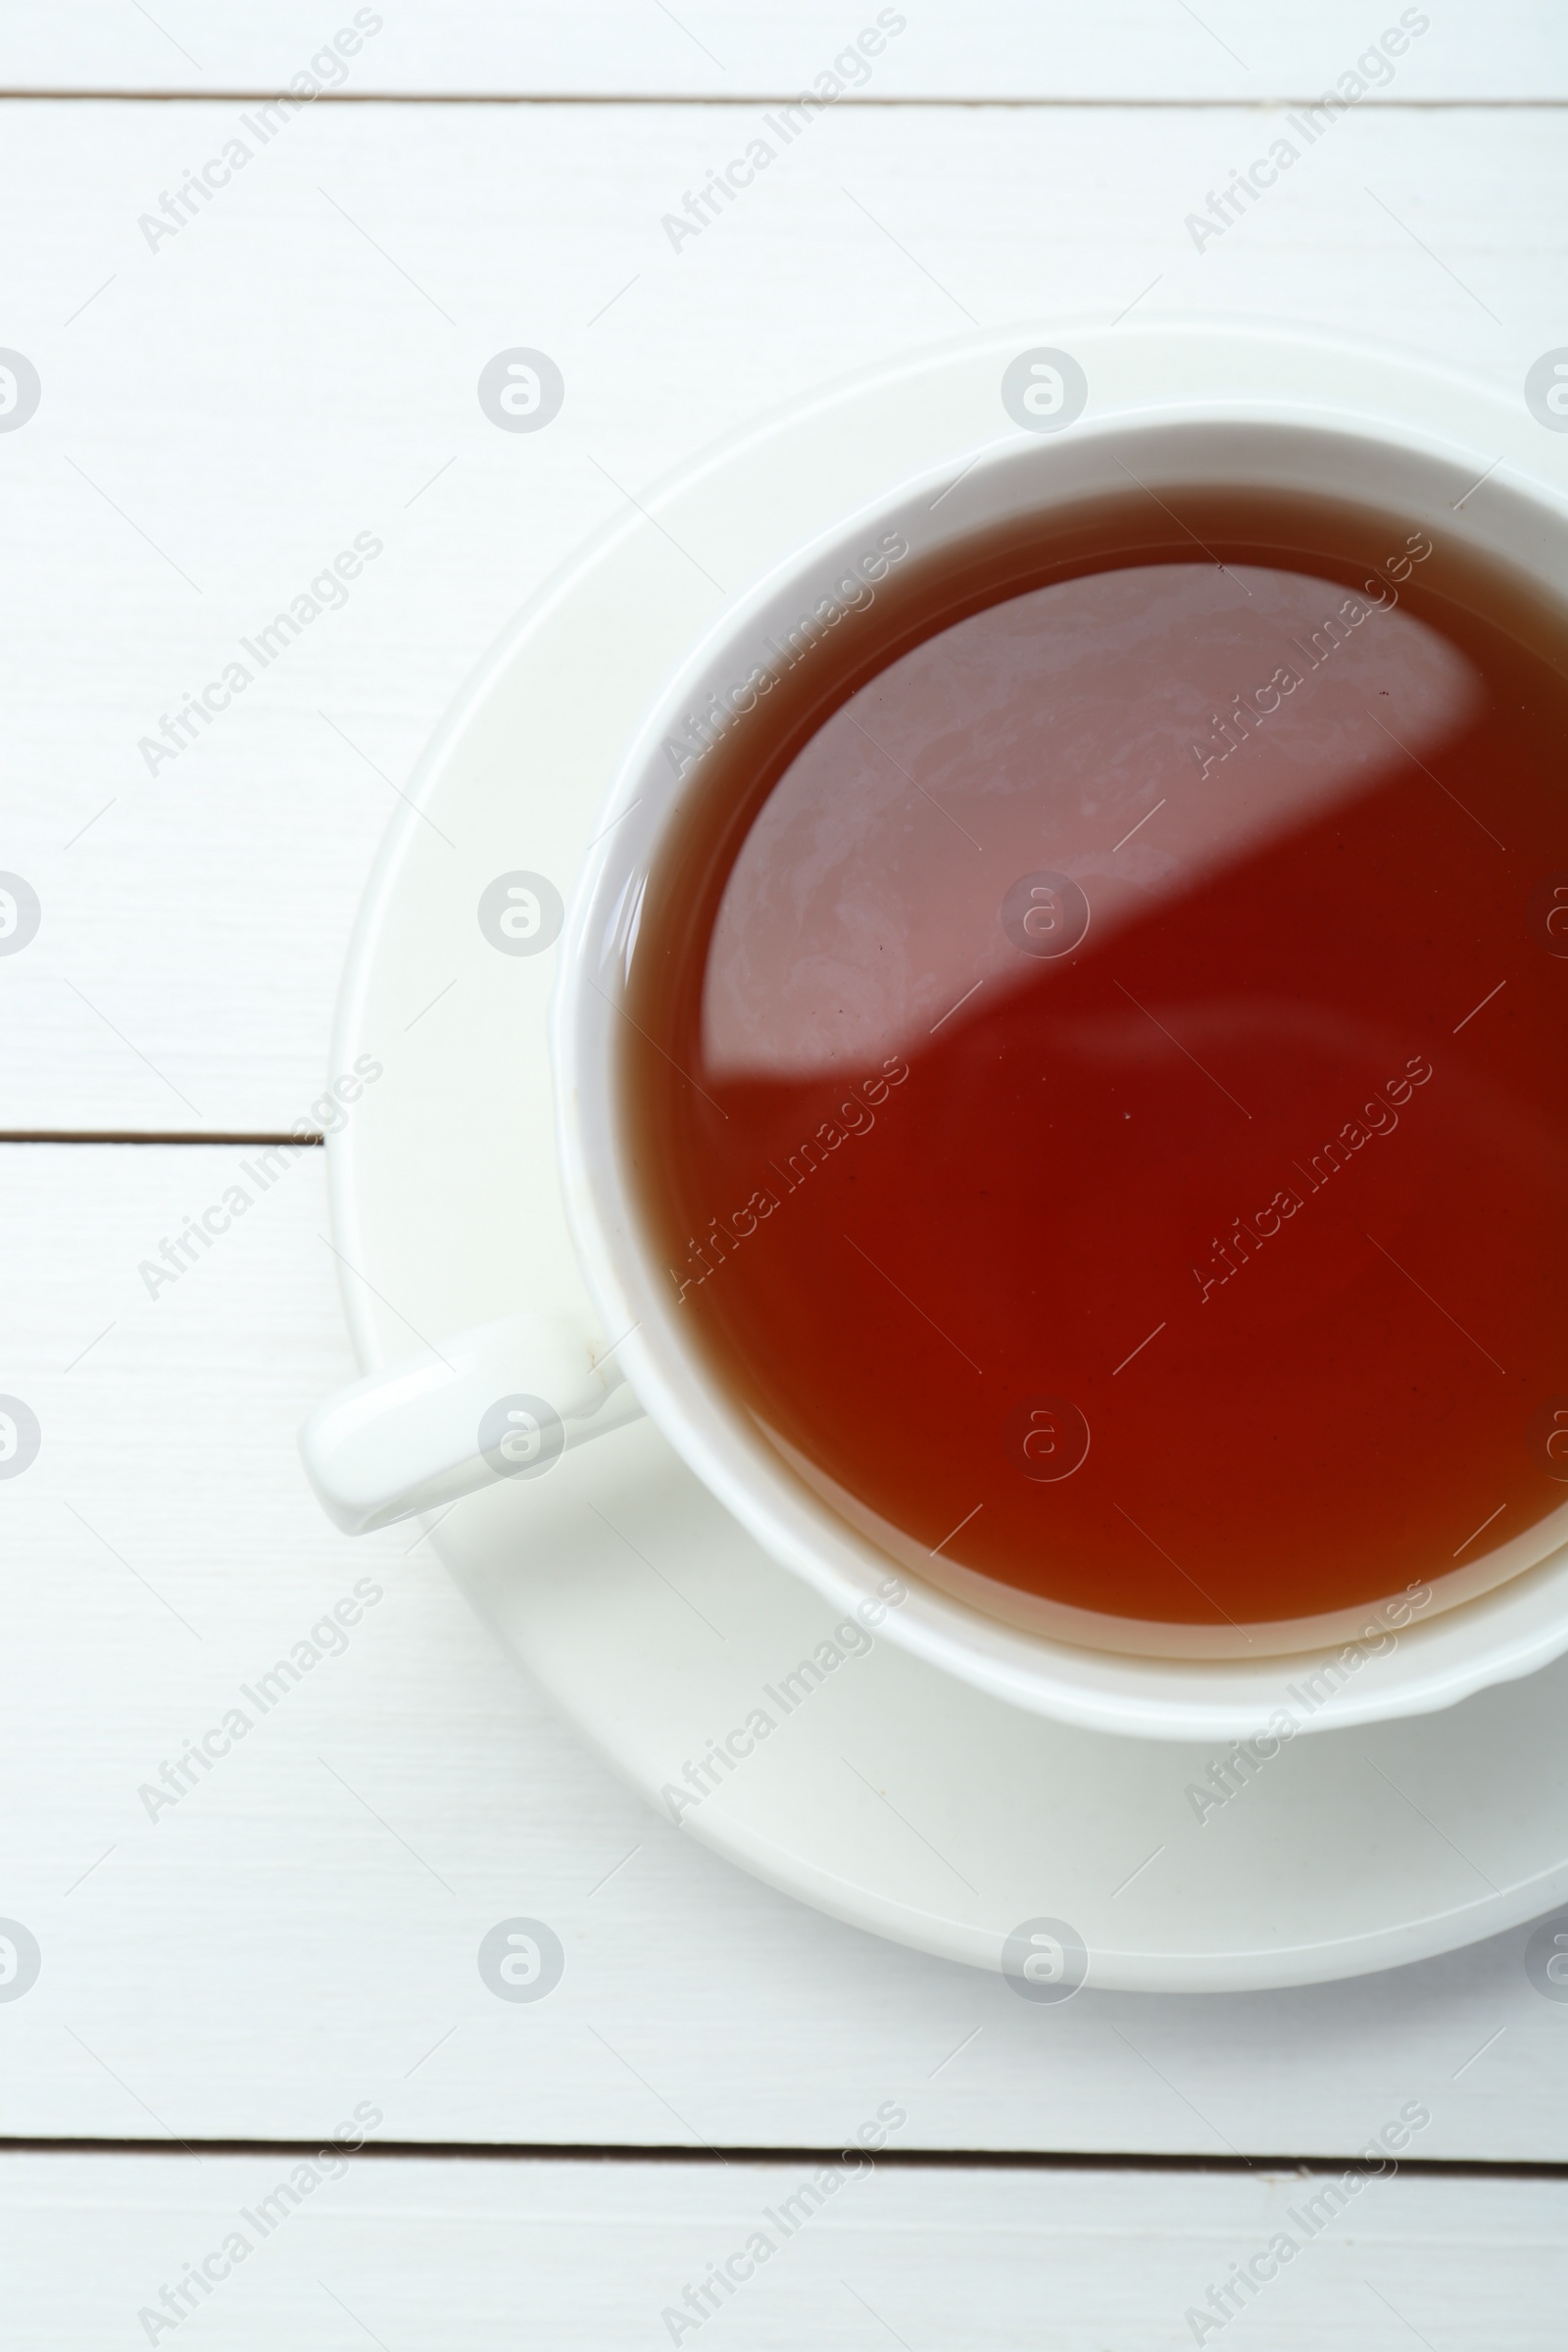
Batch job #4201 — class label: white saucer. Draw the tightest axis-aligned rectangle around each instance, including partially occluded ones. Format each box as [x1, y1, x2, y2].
[327, 319, 1568, 1991]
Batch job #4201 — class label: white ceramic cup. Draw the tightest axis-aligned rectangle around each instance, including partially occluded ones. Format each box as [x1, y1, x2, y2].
[303, 383, 1568, 1742]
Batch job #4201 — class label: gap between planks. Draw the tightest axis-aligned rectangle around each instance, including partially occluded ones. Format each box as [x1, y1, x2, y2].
[0, 1132, 323, 1148]
[0, 2138, 1565, 2179]
[0, 90, 1564, 110]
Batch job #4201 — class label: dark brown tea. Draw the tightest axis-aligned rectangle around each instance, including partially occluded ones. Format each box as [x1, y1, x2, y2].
[621, 484, 1568, 1634]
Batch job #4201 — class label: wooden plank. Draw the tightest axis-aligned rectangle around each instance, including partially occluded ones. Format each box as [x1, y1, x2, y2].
[3, 1138, 1567, 2156]
[0, 1, 1560, 101]
[1, 2152, 1563, 2348]
[1, 97, 1563, 1133]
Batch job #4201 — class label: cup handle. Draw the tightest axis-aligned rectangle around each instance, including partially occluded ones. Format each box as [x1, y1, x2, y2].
[299, 1310, 646, 1535]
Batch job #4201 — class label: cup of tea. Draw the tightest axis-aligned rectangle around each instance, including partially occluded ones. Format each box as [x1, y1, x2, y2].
[303, 365, 1568, 1742]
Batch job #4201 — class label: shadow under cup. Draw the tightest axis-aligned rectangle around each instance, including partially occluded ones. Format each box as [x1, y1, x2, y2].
[612, 423, 1568, 1664]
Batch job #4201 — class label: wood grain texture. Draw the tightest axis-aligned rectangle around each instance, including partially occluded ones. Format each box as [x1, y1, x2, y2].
[3, 1141, 1567, 2156]
[2, 2153, 1564, 2348]
[0, 1, 1558, 100]
[4, 9, 1568, 2254]
[0, 97, 1563, 1133]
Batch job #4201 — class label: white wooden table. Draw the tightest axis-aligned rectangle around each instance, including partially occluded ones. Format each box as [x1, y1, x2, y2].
[3, 6, 1566, 2341]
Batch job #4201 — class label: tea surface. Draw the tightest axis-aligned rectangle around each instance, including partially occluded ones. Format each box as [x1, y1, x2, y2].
[622, 489, 1568, 1629]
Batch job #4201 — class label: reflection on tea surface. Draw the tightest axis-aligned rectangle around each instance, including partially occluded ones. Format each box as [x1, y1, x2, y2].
[626, 498, 1568, 1632]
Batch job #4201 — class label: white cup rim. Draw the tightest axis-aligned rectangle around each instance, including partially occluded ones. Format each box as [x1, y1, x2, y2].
[554, 322, 1568, 1743]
